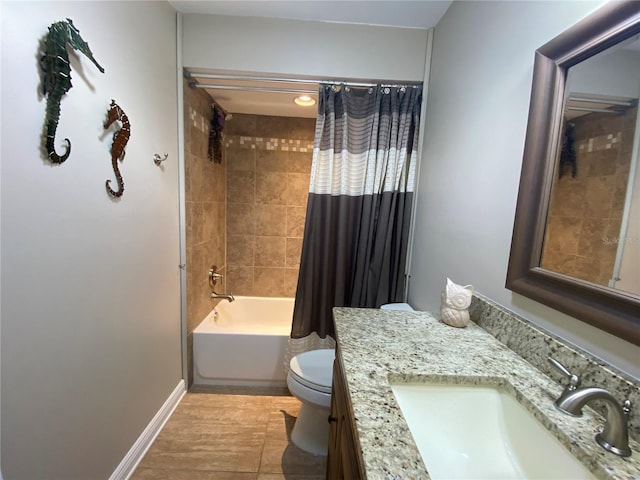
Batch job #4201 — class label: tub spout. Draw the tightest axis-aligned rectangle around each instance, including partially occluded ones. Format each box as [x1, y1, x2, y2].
[211, 292, 235, 302]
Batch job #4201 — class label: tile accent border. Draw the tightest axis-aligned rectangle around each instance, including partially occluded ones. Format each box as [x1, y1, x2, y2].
[469, 293, 640, 443]
[109, 380, 187, 480]
[188, 106, 209, 134]
[225, 135, 314, 153]
[577, 131, 620, 153]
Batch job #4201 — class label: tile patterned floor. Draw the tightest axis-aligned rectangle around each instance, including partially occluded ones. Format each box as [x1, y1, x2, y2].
[132, 387, 327, 480]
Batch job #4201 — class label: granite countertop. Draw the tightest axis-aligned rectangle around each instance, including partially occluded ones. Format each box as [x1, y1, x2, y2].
[333, 307, 640, 480]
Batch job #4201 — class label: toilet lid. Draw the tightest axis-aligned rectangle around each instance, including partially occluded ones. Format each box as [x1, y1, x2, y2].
[289, 349, 335, 394]
[380, 302, 414, 311]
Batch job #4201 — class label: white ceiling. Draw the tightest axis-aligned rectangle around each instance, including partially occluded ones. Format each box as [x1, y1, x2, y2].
[186, 72, 323, 118]
[170, 1, 452, 29]
[175, 1, 451, 118]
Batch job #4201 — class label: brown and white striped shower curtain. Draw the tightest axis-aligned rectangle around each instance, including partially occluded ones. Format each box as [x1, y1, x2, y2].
[287, 84, 422, 358]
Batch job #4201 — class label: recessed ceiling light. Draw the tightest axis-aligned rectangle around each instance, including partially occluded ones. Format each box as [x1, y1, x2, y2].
[294, 95, 316, 107]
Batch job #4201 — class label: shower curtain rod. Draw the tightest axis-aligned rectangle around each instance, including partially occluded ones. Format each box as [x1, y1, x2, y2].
[186, 72, 422, 88]
[568, 94, 636, 107]
[191, 83, 318, 95]
[567, 106, 625, 115]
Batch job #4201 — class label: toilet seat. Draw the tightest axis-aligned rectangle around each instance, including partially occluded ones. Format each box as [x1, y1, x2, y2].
[289, 349, 334, 394]
[380, 302, 414, 311]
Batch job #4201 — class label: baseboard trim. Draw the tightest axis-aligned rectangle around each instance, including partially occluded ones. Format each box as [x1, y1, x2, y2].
[109, 379, 186, 480]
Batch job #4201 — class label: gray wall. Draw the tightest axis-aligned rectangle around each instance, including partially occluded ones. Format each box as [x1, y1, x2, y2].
[1, 1, 182, 478]
[182, 13, 429, 81]
[409, 0, 640, 380]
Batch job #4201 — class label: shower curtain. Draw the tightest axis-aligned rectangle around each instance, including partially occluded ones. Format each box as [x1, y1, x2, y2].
[288, 84, 422, 359]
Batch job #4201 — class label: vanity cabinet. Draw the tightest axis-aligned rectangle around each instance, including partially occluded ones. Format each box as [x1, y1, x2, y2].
[326, 353, 365, 480]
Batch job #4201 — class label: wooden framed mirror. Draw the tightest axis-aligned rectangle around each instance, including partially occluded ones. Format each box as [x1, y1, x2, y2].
[506, 1, 640, 345]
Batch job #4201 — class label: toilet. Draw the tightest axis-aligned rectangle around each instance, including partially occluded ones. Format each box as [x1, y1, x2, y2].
[380, 302, 414, 311]
[287, 303, 414, 455]
[287, 348, 335, 455]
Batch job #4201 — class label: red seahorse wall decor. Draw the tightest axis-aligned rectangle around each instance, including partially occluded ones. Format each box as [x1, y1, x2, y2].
[103, 100, 131, 198]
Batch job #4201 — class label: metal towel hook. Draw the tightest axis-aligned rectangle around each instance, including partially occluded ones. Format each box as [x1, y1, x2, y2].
[153, 153, 168, 165]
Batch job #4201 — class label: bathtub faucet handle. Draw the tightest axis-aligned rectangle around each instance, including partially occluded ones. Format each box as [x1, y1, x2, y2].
[209, 265, 233, 302]
[209, 265, 224, 286]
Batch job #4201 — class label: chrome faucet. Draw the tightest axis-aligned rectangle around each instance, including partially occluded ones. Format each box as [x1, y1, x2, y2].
[211, 292, 235, 302]
[208, 265, 235, 302]
[549, 357, 632, 457]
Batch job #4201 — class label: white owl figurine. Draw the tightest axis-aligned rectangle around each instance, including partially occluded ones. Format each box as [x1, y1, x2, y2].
[440, 278, 473, 328]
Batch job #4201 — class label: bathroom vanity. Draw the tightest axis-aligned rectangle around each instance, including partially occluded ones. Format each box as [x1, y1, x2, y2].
[327, 306, 640, 479]
[326, 354, 364, 479]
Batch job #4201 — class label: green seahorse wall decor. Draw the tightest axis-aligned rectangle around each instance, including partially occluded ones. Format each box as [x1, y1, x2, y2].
[40, 18, 104, 164]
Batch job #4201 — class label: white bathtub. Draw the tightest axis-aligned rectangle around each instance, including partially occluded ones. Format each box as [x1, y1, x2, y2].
[193, 296, 294, 387]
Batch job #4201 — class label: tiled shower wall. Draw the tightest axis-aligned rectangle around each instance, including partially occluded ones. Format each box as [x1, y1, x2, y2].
[224, 114, 316, 297]
[184, 80, 227, 386]
[542, 106, 637, 287]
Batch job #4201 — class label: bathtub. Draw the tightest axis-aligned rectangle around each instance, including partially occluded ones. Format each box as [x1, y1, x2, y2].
[193, 296, 294, 387]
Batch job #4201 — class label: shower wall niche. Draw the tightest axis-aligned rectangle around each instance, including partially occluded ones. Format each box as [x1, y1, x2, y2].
[225, 114, 316, 297]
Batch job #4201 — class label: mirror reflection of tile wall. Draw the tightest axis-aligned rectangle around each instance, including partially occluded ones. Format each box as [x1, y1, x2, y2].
[225, 114, 316, 297]
[542, 106, 637, 287]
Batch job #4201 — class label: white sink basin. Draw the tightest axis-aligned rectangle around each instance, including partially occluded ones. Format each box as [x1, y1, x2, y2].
[390, 383, 596, 480]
